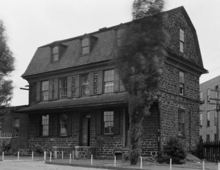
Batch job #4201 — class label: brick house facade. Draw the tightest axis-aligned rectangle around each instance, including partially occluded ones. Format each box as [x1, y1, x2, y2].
[19, 7, 207, 159]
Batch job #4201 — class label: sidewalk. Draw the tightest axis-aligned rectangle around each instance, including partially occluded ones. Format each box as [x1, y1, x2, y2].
[45, 158, 218, 170]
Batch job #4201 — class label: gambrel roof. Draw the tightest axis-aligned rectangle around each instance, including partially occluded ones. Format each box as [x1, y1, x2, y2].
[22, 6, 207, 79]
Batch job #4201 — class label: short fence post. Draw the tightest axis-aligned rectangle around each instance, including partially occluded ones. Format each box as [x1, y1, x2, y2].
[140, 157, 142, 169]
[91, 155, 93, 166]
[62, 151, 64, 159]
[18, 151, 20, 160]
[2, 152, 4, 161]
[114, 156, 116, 167]
[218, 162, 220, 170]
[170, 158, 172, 170]
[69, 154, 71, 163]
[44, 151, 46, 161]
[50, 152, 52, 162]
[203, 160, 205, 170]
[72, 151, 75, 160]
[32, 151, 34, 160]
[54, 151, 57, 159]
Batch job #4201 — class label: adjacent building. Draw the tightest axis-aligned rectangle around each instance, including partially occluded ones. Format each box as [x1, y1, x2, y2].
[18, 6, 207, 159]
[200, 76, 220, 142]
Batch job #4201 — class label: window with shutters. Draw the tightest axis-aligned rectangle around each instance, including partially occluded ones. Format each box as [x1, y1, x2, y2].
[60, 114, 68, 136]
[104, 70, 114, 93]
[72, 76, 76, 98]
[93, 72, 98, 95]
[103, 111, 114, 134]
[179, 71, 185, 95]
[52, 46, 59, 62]
[207, 112, 210, 127]
[42, 115, 49, 136]
[41, 81, 49, 101]
[59, 77, 67, 99]
[13, 117, 20, 137]
[178, 109, 185, 136]
[180, 29, 184, 53]
[82, 38, 90, 55]
[81, 74, 89, 97]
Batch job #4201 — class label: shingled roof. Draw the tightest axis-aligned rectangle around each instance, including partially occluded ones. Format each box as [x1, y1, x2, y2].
[22, 6, 205, 78]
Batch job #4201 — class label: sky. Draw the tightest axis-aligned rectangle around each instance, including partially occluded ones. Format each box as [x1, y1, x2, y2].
[0, 0, 220, 106]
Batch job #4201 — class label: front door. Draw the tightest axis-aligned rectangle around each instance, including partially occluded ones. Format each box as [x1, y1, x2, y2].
[81, 114, 90, 146]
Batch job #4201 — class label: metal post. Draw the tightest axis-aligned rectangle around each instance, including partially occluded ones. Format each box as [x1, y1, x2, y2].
[44, 151, 46, 161]
[32, 151, 34, 160]
[91, 155, 93, 166]
[50, 152, 52, 162]
[69, 154, 71, 163]
[140, 157, 142, 169]
[18, 151, 20, 160]
[114, 156, 116, 167]
[170, 158, 172, 170]
[62, 151, 64, 159]
[203, 160, 205, 170]
[2, 152, 4, 161]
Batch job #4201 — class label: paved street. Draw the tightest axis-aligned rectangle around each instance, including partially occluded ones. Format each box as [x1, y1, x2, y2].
[0, 161, 107, 170]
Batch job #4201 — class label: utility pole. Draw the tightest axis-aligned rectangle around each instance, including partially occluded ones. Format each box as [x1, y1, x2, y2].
[216, 86, 219, 141]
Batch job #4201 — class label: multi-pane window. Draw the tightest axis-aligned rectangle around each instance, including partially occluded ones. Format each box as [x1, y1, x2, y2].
[180, 29, 184, 53]
[93, 72, 98, 95]
[52, 46, 59, 62]
[207, 89, 211, 103]
[72, 76, 76, 98]
[59, 77, 67, 99]
[206, 134, 210, 142]
[41, 81, 49, 101]
[82, 38, 90, 55]
[200, 113, 203, 127]
[178, 109, 185, 135]
[117, 29, 124, 46]
[215, 111, 217, 126]
[179, 71, 185, 95]
[104, 70, 114, 93]
[81, 74, 89, 96]
[200, 92, 203, 102]
[104, 111, 114, 134]
[60, 114, 68, 136]
[13, 117, 20, 137]
[207, 112, 210, 127]
[42, 115, 49, 136]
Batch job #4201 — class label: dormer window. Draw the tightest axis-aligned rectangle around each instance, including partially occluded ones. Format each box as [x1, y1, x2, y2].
[117, 29, 124, 47]
[180, 29, 185, 53]
[52, 46, 59, 62]
[82, 38, 90, 55]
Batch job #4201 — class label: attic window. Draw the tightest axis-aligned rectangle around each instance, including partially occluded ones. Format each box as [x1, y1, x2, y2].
[117, 29, 124, 47]
[82, 38, 90, 55]
[52, 46, 59, 62]
[180, 29, 185, 53]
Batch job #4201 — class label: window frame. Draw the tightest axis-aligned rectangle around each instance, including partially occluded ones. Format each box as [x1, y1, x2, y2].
[179, 29, 185, 53]
[178, 109, 185, 136]
[59, 114, 68, 137]
[41, 81, 49, 101]
[81, 73, 89, 97]
[41, 114, 49, 137]
[103, 111, 114, 135]
[13, 117, 20, 138]
[52, 46, 59, 62]
[104, 69, 114, 93]
[207, 111, 210, 127]
[59, 77, 67, 99]
[82, 38, 90, 55]
[179, 71, 185, 96]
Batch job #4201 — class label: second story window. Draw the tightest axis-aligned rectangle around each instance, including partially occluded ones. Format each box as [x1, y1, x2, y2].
[81, 74, 89, 97]
[41, 81, 49, 101]
[82, 38, 90, 55]
[59, 78, 67, 99]
[180, 29, 185, 53]
[104, 70, 114, 93]
[207, 89, 211, 103]
[200, 113, 202, 127]
[179, 71, 185, 95]
[13, 117, 20, 137]
[207, 112, 210, 127]
[42, 115, 49, 136]
[52, 46, 59, 62]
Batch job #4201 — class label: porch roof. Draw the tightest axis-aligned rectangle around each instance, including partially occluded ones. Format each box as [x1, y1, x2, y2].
[18, 93, 128, 113]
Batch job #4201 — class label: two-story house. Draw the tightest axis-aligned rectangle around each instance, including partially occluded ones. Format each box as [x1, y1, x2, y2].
[19, 6, 207, 159]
